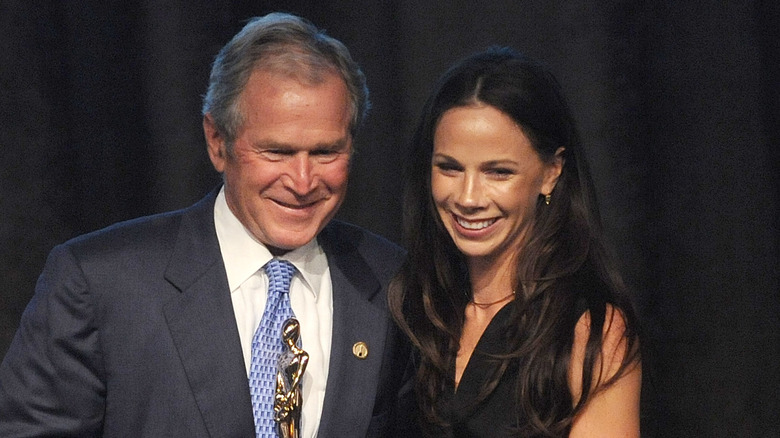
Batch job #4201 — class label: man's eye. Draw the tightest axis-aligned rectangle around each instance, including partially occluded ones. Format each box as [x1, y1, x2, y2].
[311, 149, 336, 156]
[312, 150, 343, 163]
[268, 149, 294, 155]
[261, 149, 294, 159]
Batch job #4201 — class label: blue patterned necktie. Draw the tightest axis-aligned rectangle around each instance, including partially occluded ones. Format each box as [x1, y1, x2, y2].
[249, 259, 297, 438]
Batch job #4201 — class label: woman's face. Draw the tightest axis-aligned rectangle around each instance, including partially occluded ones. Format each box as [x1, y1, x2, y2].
[431, 105, 563, 264]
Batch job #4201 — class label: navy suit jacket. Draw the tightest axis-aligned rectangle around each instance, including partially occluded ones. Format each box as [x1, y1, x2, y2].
[0, 189, 417, 437]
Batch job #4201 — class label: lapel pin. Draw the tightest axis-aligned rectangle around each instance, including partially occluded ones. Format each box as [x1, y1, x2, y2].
[352, 341, 369, 359]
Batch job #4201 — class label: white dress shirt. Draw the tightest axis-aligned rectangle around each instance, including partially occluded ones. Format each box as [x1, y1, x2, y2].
[214, 188, 332, 438]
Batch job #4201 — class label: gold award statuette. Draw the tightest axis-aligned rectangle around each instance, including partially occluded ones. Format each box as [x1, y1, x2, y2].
[275, 318, 309, 438]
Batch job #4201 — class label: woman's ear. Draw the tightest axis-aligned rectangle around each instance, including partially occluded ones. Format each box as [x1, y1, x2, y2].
[541, 147, 565, 196]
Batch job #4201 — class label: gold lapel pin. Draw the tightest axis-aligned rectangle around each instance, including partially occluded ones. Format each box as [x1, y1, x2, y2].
[352, 341, 369, 359]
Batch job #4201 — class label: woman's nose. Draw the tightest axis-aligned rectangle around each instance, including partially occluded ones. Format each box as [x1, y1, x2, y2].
[455, 172, 484, 210]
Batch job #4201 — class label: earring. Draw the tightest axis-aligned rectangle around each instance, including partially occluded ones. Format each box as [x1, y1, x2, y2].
[544, 193, 551, 205]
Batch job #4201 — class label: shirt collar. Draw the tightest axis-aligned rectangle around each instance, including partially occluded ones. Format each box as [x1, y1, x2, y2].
[213, 187, 327, 296]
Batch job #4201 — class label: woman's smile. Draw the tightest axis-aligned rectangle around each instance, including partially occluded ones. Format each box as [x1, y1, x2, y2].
[453, 214, 499, 232]
[431, 104, 561, 261]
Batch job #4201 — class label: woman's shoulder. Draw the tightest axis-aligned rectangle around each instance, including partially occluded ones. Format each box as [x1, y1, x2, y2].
[568, 303, 642, 436]
[573, 303, 634, 360]
[566, 264, 640, 390]
[568, 263, 638, 358]
[569, 290, 640, 399]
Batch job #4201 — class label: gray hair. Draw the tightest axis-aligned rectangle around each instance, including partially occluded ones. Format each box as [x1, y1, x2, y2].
[202, 13, 369, 147]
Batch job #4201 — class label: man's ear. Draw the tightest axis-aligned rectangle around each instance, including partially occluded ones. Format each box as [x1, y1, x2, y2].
[541, 147, 565, 196]
[203, 113, 227, 173]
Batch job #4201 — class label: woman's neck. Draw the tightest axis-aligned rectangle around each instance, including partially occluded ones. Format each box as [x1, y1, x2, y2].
[468, 254, 515, 304]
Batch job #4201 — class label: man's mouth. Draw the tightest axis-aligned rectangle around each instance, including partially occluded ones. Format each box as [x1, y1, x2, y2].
[273, 198, 321, 210]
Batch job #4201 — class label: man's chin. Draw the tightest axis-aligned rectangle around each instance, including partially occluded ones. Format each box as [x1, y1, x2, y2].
[264, 229, 321, 255]
[265, 244, 295, 256]
[259, 207, 338, 252]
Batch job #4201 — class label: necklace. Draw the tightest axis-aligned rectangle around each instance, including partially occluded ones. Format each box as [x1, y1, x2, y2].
[470, 291, 515, 308]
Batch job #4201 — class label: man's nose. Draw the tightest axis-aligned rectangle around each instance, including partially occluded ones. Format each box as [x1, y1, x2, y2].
[287, 154, 317, 195]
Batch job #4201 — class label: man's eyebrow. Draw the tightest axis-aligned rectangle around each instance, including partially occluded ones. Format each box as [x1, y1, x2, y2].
[254, 137, 350, 151]
[253, 141, 295, 150]
[317, 138, 349, 150]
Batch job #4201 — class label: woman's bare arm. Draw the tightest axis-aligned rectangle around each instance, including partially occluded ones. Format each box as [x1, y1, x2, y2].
[569, 305, 642, 437]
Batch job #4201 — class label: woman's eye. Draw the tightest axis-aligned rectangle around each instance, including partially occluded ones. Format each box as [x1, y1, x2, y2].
[487, 168, 513, 176]
[435, 162, 461, 173]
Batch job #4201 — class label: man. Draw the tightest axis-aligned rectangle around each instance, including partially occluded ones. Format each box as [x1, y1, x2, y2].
[0, 13, 416, 437]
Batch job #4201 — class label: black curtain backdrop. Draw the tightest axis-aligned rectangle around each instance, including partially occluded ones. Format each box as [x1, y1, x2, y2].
[1, 1, 777, 436]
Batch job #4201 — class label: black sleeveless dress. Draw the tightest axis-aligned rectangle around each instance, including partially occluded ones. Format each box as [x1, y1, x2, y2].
[432, 292, 593, 437]
[435, 303, 524, 437]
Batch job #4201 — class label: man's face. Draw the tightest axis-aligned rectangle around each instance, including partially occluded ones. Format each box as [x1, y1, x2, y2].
[205, 69, 352, 254]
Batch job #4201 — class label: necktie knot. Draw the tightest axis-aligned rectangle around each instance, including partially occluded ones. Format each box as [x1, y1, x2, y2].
[264, 259, 296, 296]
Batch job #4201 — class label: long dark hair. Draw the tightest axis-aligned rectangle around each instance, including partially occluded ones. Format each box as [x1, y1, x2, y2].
[389, 47, 640, 436]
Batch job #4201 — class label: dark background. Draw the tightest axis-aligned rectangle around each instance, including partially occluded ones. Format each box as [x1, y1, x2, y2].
[1, 1, 777, 436]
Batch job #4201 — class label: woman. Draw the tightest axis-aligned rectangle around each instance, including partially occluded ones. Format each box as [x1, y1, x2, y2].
[389, 47, 641, 437]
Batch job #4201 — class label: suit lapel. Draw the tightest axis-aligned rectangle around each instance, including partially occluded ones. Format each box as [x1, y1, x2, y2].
[162, 190, 255, 438]
[317, 224, 391, 436]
